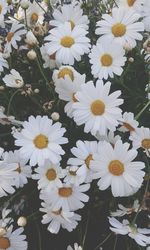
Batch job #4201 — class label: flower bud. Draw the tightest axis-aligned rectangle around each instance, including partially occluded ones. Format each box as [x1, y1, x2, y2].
[17, 216, 27, 227]
[0, 228, 6, 236]
[20, 0, 30, 9]
[27, 50, 37, 60]
[51, 112, 60, 121]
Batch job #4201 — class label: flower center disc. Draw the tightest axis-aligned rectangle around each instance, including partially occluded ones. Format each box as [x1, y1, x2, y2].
[112, 23, 126, 37]
[58, 68, 74, 81]
[142, 139, 150, 149]
[91, 100, 105, 116]
[61, 36, 75, 48]
[16, 164, 21, 173]
[6, 32, 14, 42]
[0, 237, 10, 249]
[69, 20, 75, 30]
[46, 168, 57, 181]
[58, 187, 72, 197]
[34, 134, 48, 149]
[108, 160, 124, 176]
[101, 54, 113, 66]
[69, 170, 77, 176]
[72, 93, 78, 102]
[85, 154, 93, 169]
[127, 0, 136, 6]
[31, 13, 38, 22]
[123, 122, 135, 132]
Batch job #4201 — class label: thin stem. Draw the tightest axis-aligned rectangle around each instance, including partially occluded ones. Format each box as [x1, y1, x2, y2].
[7, 89, 21, 116]
[135, 100, 150, 120]
[35, 221, 42, 250]
[94, 233, 112, 250]
[27, 210, 41, 221]
[113, 235, 117, 250]
[82, 210, 90, 250]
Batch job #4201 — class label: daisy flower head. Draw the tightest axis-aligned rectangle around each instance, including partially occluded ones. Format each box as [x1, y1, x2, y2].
[3, 150, 32, 189]
[116, 0, 144, 13]
[26, 0, 45, 26]
[44, 22, 91, 65]
[13, 115, 68, 166]
[64, 165, 85, 186]
[118, 112, 139, 133]
[67, 140, 99, 183]
[40, 181, 90, 211]
[91, 139, 145, 197]
[73, 80, 123, 136]
[0, 53, 9, 75]
[52, 65, 82, 84]
[0, 226, 27, 250]
[50, 2, 89, 30]
[4, 21, 26, 55]
[96, 7, 144, 48]
[0, 0, 8, 28]
[3, 69, 24, 88]
[111, 199, 140, 217]
[67, 243, 82, 250]
[40, 45, 60, 69]
[89, 39, 126, 80]
[129, 126, 150, 157]
[32, 160, 65, 191]
[142, 0, 150, 32]
[40, 201, 81, 234]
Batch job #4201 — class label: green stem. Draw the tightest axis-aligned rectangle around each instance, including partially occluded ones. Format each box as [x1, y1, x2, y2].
[27, 210, 41, 221]
[7, 89, 21, 116]
[82, 210, 90, 250]
[113, 235, 117, 250]
[94, 233, 112, 250]
[135, 100, 150, 120]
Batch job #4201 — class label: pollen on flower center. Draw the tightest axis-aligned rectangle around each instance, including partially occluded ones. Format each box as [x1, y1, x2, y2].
[6, 32, 14, 42]
[91, 100, 105, 116]
[108, 160, 124, 176]
[69, 170, 77, 176]
[60, 36, 75, 48]
[31, 13, 38, 22]
[123, 122, 135, 132]
[141, 139, 150, 149]
[72, 93, 78, 102]
[58, 68, 74, 81]
[112, 23, 126, 37]
[46, 168, 57, 181]
[101, 54, 113, 66]
[16, 164, 21, 173]
[69, 20, 75, 30]
[0, 237, 10, 249]
[85, 154, 93, 169]
[33, 134, 48, 149]
[58, 187, 73, 197]
[127, 0, 136, 7]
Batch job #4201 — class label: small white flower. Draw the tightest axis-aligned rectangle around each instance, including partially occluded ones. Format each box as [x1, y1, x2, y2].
[52, 65, 81, 83]
[3, 69, 24, 88]
[0, 53, 9, 75]
[17, 216, 27, 227]
[20, 0, 30, 9]
[142, 0, 150, 32]
[40, 44, 60, 69]
[26, 0, 45, 26]
[64, 165, 85, 186]
[25, 31, 38, 46]
[0, 0, 8, 27]
[118, 112, 139, 133]
[111, 200, 140, 217]
[115, 0, 144, 13]
[67, 243, 82, 250]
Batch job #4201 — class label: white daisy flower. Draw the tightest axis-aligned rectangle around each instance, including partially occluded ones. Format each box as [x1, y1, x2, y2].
[0, 159, 18, 197]
[91, 140, 145, 197]
[67, 243, 82, 250]
[116, 0, 144, 13]
[0, 0, 8, 27]
[32, 160, 65, 191]
[44, 22, 91, 65]
[111, 199, 140, 217]
[67, 140, 99, 183]
[52, 65, 81, 83]
[109, 217, 150, 247]
[89, 39, 126, 80]
[4, 21, 26, 55]
[40, 201, 81, 234]
[26, 0, 45, 26]
[118, 112, 139, 133]
[142, 0, 150, 32]
[0, 226, 27, 250]
[129, 126, 150, 157]
[3, 150, 32, 189]
[64, 166, 85, 186]
[73, 80, 123, 136]
[13, 115, 68, 166]
[40, 181, 90, 211]
[0, 53, 9, 75]
[96, 7, 144, 48]
[95, 131, 121, 147]
[3, 69, 24, 88]
[50, 2, 89, 30]
[55, 71, 86, 118]
[40, 45, 60, 69]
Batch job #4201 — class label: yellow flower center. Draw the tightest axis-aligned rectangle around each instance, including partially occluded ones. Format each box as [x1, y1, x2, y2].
[101, 54, 113, 66]
[58, 68, 74, 81]
[69, 20, 75, 30]
[60, 36, 75, 48]
[123, 122, 135, 132]
[6, 32, 14, 42]
[112, 23, 126, 37]
[52, 208, 62, 215]
[0, 5, 2, 14]
[33, 134, 48, 149]
[108, 160, 124, 176]
[46, 168, 57, 181]
[69, 170, 77, 176]
[91, 100, 105, 116]
[127, 0, 136, 6]
[16, 164, 21, 173]
[0, 237, 10, 249]
[141, 139, 150, 149]
[31, 13, 38, 22]
[72, 93, 78, 102]
[85, 154, 93, 169]
[58, 187, 73, 197]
